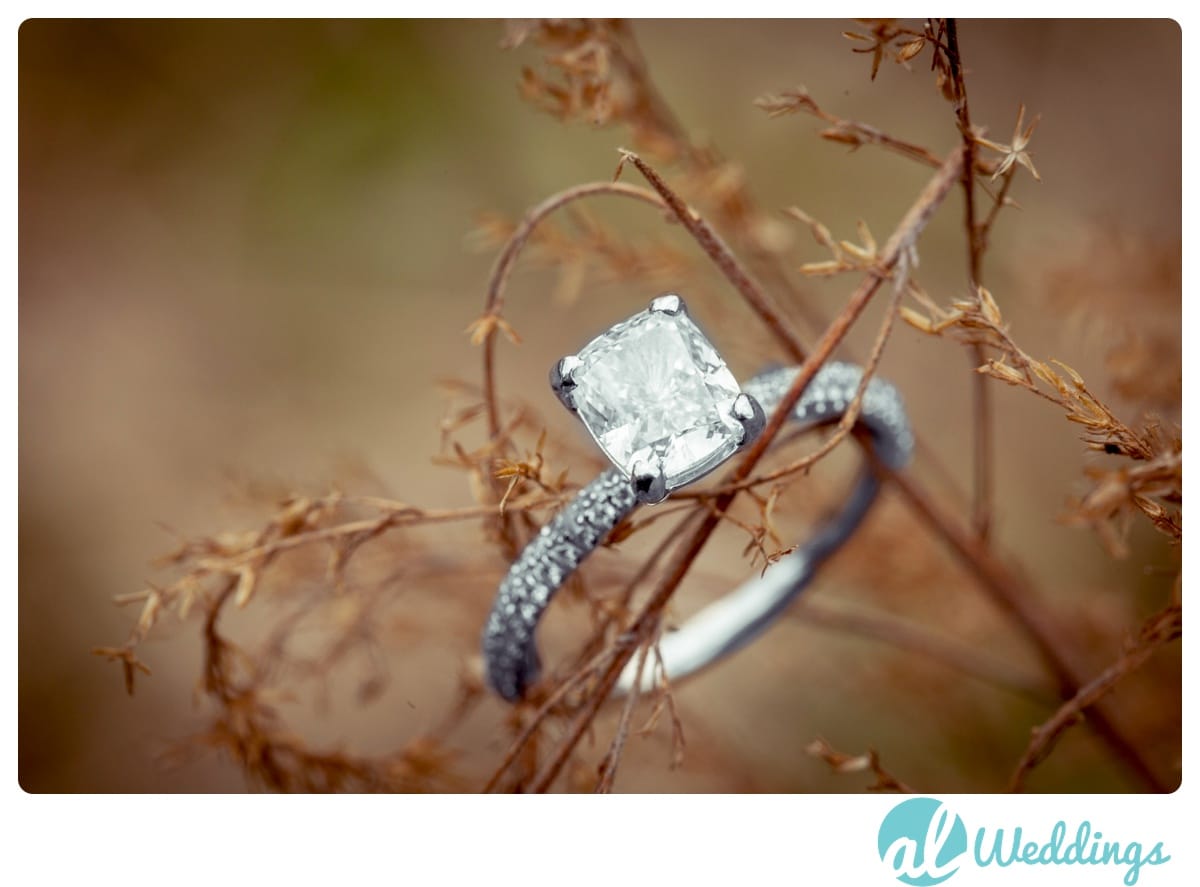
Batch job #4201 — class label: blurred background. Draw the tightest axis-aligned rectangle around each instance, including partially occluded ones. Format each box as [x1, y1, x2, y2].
[19, 19, 1180, 792]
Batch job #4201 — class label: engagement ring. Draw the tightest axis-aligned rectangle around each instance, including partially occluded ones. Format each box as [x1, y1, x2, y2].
[481, 294, 912, 701]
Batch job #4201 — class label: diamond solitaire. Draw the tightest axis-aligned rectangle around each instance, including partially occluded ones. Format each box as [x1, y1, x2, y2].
[550, 294, 764, 504]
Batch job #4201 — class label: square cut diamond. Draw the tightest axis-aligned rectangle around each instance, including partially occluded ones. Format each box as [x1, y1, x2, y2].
[568, 304, 743, 490]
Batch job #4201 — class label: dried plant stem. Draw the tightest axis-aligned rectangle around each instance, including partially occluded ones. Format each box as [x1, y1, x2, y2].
[594, 630, 655, 793]
[482, 643, 622, 793]
[690, 247, 907, 497]
[480, 180, 668, 440]
[790, 600, 1055, 705]
[1009, 604, 1181, 792]
[227, 498, 564, 567]
[596, 24, 840, 340]
[616, 149, 811, 362]
[969, 363, 994, 538]
[978, 166, 1018, 247]
[945, 21, 981, 281]
[756, 86, 944, 169]
[884, 467, 1168, 792]
[586, 507, 707, 651]
[756, 89, 982, 512]
[202, 574, 242, 702]
[945, 19, 994, 543]
[806, 737, 915, 793]
[527, 147, 965, 793]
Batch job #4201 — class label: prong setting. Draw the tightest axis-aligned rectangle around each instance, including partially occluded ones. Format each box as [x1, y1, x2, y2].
[649, 293, 685, 316]
[631, 458, 668, 505]
[550, 355, 583, 411]
[731, 392, 766, 446]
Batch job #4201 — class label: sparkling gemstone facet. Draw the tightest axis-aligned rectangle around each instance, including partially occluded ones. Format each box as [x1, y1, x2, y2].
[569, 304, 743, 490]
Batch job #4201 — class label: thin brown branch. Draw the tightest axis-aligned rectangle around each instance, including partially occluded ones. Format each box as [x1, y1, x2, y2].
[482, 642, 622, 793]
[1009, 604, 1181, 792]
[594, 628, 656, 793]
[969, 367, 994, 538]
[574, 508, 706, 665]
[526, 146, 966, 793]
[228, 497, 565, 567]
[884, 465, 1170, 792]
[756, 86, 944, 169]
[944, 20, 981, 280]
[638, 644, 687, 768]
[683, 243, 909, 498]
[790, 599, 1056, 705]
[978, 165, 1018, 248]
[483, 509, 705, 792]
[806, 736, 914, 793]
[945, 18, 994, 543]
[479, 181, 668, 440]
[615, 148, 810, 362]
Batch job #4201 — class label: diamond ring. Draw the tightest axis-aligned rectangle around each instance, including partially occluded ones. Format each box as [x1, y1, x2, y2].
[481, 294, 912, 701]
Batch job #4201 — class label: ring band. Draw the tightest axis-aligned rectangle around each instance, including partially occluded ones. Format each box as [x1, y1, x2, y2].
[481, 298, 912, 701]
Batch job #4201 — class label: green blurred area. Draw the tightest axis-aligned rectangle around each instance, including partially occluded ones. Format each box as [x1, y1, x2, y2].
[19, 20, 1180, 792]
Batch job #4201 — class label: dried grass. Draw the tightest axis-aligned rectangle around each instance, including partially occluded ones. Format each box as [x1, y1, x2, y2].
[97, 18, 1180, 794]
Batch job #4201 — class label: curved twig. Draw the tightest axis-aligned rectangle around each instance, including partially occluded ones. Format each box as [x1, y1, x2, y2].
[479, 181, 668, 439]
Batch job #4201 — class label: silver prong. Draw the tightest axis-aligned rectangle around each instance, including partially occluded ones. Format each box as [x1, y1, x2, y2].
[550, 355, 583, 412]
[631, 458, 668, 505]
[649, 293, 685, 316]
[731, 393, 765, 446]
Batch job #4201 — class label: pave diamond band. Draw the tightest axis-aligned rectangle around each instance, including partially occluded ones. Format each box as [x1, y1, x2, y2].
[481, 467, 636, 702]
[481, 296, 912, 701]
